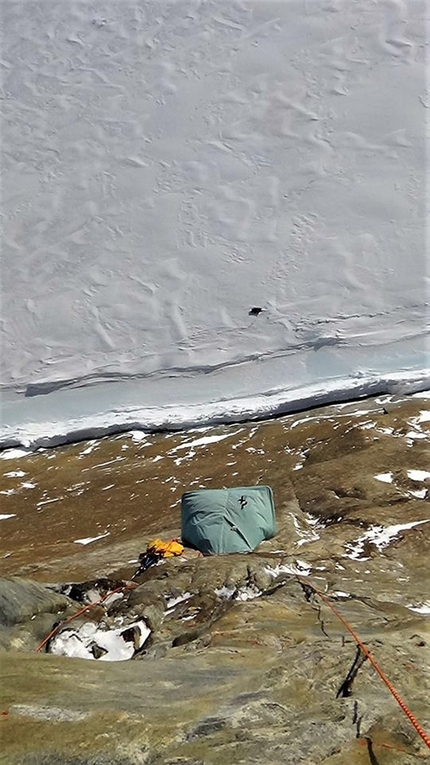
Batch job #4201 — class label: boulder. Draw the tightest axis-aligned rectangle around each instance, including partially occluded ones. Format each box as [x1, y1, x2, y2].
[0, 577, 71, 628]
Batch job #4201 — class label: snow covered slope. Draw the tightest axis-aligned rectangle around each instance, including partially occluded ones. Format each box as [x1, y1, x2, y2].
[1, 0, 428, 446]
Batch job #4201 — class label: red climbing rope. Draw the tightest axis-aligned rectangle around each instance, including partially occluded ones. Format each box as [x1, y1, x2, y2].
[297, 576, 430, 750]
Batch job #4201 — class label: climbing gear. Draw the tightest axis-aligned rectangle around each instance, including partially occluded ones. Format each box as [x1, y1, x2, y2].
[132, 538, 184, 579]
[146, 538, 184, 557]
[296, 576, 430, 751]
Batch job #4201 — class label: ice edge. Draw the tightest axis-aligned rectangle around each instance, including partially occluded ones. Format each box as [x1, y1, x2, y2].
[1, 369, 428, 452]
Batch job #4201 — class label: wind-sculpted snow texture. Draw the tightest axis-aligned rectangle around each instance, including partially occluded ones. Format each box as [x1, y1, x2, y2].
[1, 0, 428, 440]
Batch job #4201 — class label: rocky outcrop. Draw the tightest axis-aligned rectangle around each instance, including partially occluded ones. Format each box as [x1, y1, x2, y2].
[1, 565, 428, 764]
[0, 394, 429, 763]
[0, 578, 71, 628]
[0, 577, 73, 653]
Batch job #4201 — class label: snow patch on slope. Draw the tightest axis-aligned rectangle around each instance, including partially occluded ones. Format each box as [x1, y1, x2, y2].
[345, 520, 430, 559]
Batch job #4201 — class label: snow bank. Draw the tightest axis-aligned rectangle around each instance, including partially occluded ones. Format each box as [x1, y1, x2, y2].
[1, 370, 428, 451]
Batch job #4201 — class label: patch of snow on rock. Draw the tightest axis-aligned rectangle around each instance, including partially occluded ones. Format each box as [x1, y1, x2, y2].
[0, 449, 31, 460]
[166, 593, 192, 613]
[408, 602, 430, 615]
[215, 585, 237, 600]
[290, 513, 321, 547]
[128, 431, 147, 443]
[235, 585, 262, 602]
[49, 619, 150, 661]
[417, 410, 430, 423]
[409, 488, 427, 499]
[37, 497, 61, 507]
[78, 442, 97, 458]
[359, 421, 376, 430]
[265, 560, 312, 578]
[74, 533, 110, 545]
[405, 431, 427, 441]
[407, 470, 430, 482]
[374, 472, 393, 484]
[172, 432, 242, 452]
[345, 520, 430, 559]
[215, 584, 264, 602]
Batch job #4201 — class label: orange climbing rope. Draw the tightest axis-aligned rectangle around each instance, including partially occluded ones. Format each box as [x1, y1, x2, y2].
[35, 583, 137, 653]
[297, 576, 430, 750]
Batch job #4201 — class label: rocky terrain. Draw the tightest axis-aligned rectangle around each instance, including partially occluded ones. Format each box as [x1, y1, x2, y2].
[0, 393, 429, 764]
